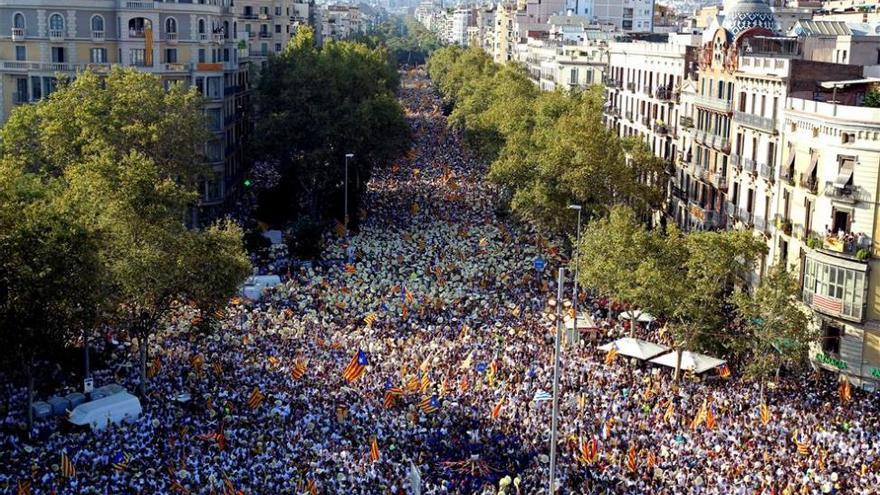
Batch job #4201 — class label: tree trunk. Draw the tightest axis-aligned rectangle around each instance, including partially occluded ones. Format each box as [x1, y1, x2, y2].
[26, 354, 34, 438]
[673, 348, 682, 383]
[83, 327, 91, 381]
[775, 364, 781, 381]
[759, 380, 765, 403]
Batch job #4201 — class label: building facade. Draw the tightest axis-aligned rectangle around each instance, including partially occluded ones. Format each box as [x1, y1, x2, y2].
[0, 0, 254, 213]
[565, 0, 655, 32]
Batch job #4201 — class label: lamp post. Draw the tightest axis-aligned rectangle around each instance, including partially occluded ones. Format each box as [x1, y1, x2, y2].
[548, 267, 564, 494]
[568, 204, 582, 345]
[344, 153, 354, 234]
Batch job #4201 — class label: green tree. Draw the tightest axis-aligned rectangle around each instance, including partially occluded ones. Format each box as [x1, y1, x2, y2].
[253, 27, 409, 237]
[0, 160, 103, 432]
[732, 266, 816, 396]
[1, 68, 252, 397]
[864, 89, 880, 108]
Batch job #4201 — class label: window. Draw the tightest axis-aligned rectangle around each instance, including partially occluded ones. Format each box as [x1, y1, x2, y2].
[570, 68, 578, 85]
[13, 12, 25, 29]
[91, 15, 104, 33]
[49, 13, 64, 32]
[275, 24, 282, 33]
[206, 108, 222, 131]
[842, 132, 855, 144]
[15, 46, 26, 61]
[130, 48, 146, 66]
[803, 257, 866, 320]
[51, 47, 65, 63]
[90, 48, 106, 63]
[166, 17, 177, 33]
[275, 43, 282, 52]
[198, 48, 206, 63]
[15, 78, 27, 103]
[198, 19, 206, 34]
[275, 6, 282, 16]
[165, 48, 178, 63]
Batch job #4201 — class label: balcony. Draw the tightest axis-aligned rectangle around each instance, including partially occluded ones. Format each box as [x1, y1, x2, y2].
[92, 30, 105, 42]
[730, 154, 741, 169]
[199, 33, 210, 43]
[753, 215, 767, 232]
[688, 200, 721, 228]
[49, 29, 64, 42]
[820, 231, 871, 259]
[780, 167, 795, 186]
[694, 94, 733, 113]
[775, 215, 793, 236]
[641, 116, 651, 127]
[12, 91, 28, 104]
[603, 77, 620, 89]
[2, 60, 84, 72]
[709, 170, 728, 190]
[11, 27, 24, 41]
[653, 123, 668, 136]
[758, 162, 774, 182]
[625, 111, 633, 121]
[626, 82, 636, 92]
[723, 201, 736, 217]
[733, 111, 777, 134]
[680, 116, 693, 128]
[824, 182, 865, 204]
[120, 1, 158, 8]
[799, 175, 819, 195]
[693, 164, 707, 180]
[129, 29, 146, 39]
[742, 158, 756, 174]
[259, 32, 272, 39]
[737, 207, 754, 226]
[213, 33, 225, 44]
[643, 85, 652, 95]
[165, 32, 178, 43]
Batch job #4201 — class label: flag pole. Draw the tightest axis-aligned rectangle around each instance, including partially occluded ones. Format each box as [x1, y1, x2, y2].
[548, 267, 564, 494]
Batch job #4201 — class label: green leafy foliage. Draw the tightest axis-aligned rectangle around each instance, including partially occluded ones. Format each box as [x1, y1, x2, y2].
[428, 47, 664, 235]
[252, 27, 409, 239]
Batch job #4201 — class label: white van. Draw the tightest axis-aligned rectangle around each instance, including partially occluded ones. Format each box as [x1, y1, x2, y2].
[239, 274, 282, 301]
[68, 392, 142, 430]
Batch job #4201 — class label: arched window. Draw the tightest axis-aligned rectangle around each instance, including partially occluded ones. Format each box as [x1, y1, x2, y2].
[49, 13, 64, 32]
[198, 18, 206, 34]
[223, 20, 229, 38]
[165, 17, 177, 33]
[91, 15, 104, 33]
[13, 12, 25, 29]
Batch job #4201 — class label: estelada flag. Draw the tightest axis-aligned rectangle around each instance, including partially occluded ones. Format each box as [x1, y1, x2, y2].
[460, 375, 469, 392]
[626, 445, 637, 473]
[364, 313, 378, 327]
[706, 406, 716, 430]
[341, 350, 369, 383]
[383, 388, 403, 409]
[605, 347, 619, 365]
[267, 356, 281, 368]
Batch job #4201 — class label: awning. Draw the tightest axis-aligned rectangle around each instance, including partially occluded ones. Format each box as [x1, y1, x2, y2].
[619, 311, 655, 323]
[834, 157, 855, 188]
[649, 350, 726, 374]
[599, 337, 670, 361]
[806, 151, 819, 179]
[786, 150, 795, 171]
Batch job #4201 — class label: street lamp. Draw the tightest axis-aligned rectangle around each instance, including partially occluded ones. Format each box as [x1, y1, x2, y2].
[548, 267, 565, 494]
[568, 204, 582, 345]
[344, 153, 354, 234]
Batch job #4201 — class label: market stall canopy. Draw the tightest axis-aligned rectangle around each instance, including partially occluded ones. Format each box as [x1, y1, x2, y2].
[565, 315, 598, 331]
[649, 351, 726, 374]
[619, 311, 655, 323]
[598, 337, 669, 361]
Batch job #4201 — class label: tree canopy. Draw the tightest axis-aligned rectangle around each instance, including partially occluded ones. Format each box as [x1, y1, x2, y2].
[427, 46, 664, 235]
[252, 27, 409, 249]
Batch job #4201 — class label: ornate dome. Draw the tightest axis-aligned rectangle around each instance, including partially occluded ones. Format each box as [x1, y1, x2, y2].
[722, 0, 778, 37]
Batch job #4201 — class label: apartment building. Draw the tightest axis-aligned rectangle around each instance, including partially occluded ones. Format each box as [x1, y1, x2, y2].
[321, 4, 363, 42]
[565, 0, 655, 33]
[0, 0, 253, 215]
[237, 1, 316, 63]
[605, 34, 701, 224]
[777, 90, 880, 388]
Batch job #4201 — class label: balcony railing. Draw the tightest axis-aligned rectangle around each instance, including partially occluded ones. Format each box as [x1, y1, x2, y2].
[165, 32, 178, 43]
[653, 123, 668, 136]
[655, 87, 677, 102]
[824, 182, 865, 203]
[49, 29, 64, 41]
[710, 171, 728, 190]
[733, 111, 777, 134]
[121, 1, 158, 8]
[688, 200, 721, 228]
[626, 82, 636, 92]
[742, 158, 756, 174]
[800, 175, 819, 194]
[730, 154, 741, 169]
[723, 201, 736, 217]
[758, 162, 774, 182]
[259, 32, 272, 39]
[625, 111, 633, 121]
[694, 94, 733, 113]
[92, 30, 105, 42]
[680, 116, 693, 128]
[780, 167, 795, 186]
[12, 27, 24, 41]
[603, 77, 621, 88]
[199, 33, 210, 43]
[213, 33, 225, 44]
[641, 116, 651, 127]
[693, 164, 707, 180]
[2, 60, 84, 72]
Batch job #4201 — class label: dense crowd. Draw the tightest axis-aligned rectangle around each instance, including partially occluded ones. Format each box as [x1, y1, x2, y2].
[1, 70, 879, 495]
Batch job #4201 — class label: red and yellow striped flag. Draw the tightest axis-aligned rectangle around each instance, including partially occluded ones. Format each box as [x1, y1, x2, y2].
[402, 304, 409, 320]
[291, 359, 307, 380]
[490, 397, 505, 420]
[626, 445, 637, 473]
[267, 356, 281, 368]
[370, 437, 380, 462]
[605, 347, 619, 365]
[344, 264, 356, 274]
[307, 478, 318, 495]
[190, 354, 204, 371]
[759, 403, 771, 426]
[341, 350, 368, 383]
[364, 312, 377, 327]
[690, 400, 707, 431]
[16, 480, 31, 495]
[706, 406, 716, 430]
[247, 387, 265, 410]
[663, 400, 674, 423]
[147, 356, 161, 378]
[460, 375, 469, 392]
[60, 452, 76, 478]
[840, 378, 852, 403]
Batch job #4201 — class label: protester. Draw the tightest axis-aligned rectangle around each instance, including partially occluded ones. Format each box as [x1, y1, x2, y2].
[1, 69, 878, 495]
